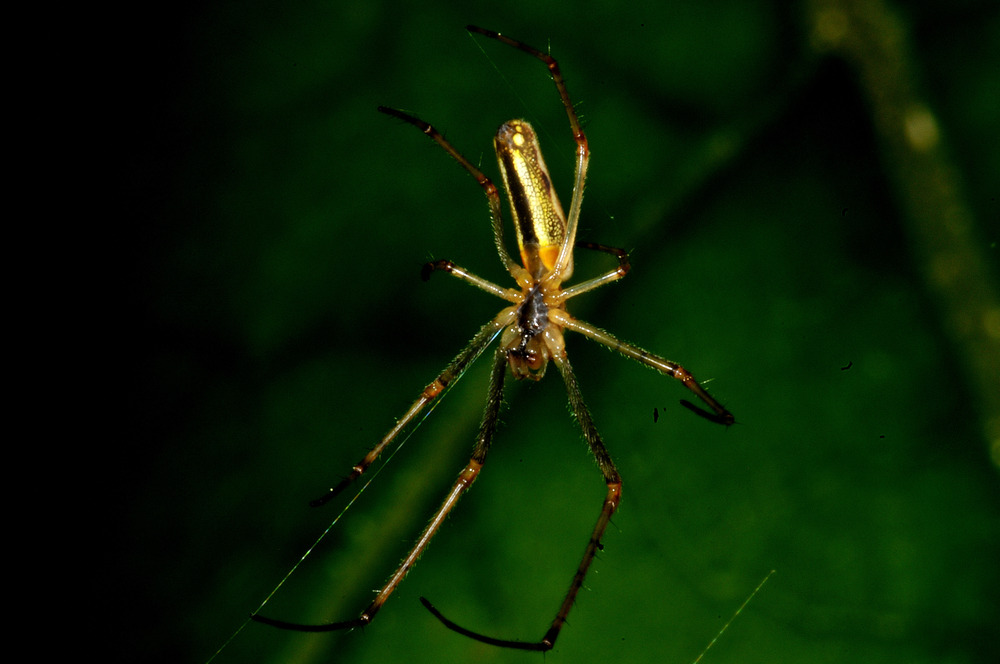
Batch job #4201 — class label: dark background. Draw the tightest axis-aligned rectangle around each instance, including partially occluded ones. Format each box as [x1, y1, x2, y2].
[119, 1, 998, 662]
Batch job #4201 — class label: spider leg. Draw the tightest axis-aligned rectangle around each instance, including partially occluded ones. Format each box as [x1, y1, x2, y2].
[466, 25, 589, 284]
[254, 345, 509, 631]
[420, 259, 524, 302]
[466, 26, 584, 150]
[559, 242, 632, 301]
[309, 310, 513, 508]
[378, 105, 520, 277]
[551, 310, 735, 426]
[422, 353, 621, 651]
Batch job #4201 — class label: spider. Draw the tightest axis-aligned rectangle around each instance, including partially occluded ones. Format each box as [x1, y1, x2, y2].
[252, 25, 734, 651]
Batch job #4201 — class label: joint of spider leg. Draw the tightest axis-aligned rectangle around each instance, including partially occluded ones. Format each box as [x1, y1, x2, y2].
[612, 252, 631, 277]
[575, 241, 631, 277]
[420, 259, 454, 281]
[422, 378, 446, 399]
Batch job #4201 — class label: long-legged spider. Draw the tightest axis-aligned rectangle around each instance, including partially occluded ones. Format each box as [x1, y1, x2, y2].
[252, 25, 734, 651]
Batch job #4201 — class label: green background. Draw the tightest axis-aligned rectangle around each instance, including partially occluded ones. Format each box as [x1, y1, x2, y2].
[124, 1, 998, 662]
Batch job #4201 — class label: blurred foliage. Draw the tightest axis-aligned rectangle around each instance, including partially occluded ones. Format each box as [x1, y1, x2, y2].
[123, 1, 998, 663]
